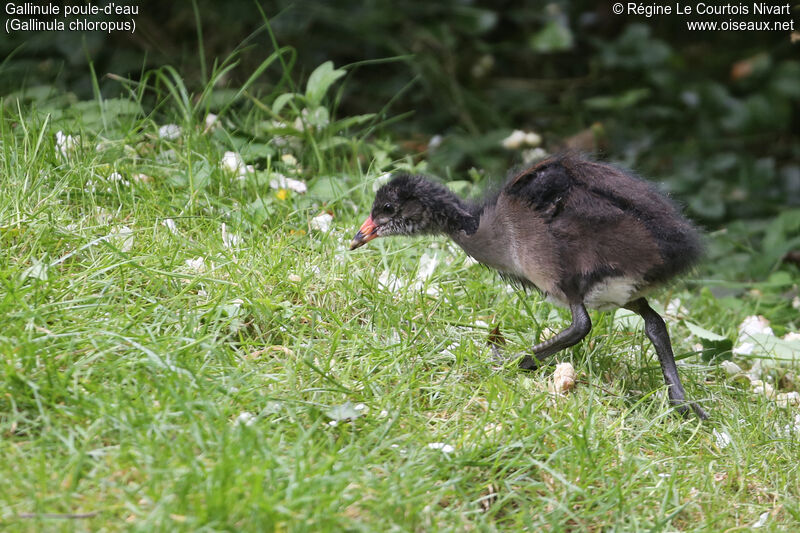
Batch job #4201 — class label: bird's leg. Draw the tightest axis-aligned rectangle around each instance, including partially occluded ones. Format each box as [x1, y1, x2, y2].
[625, 298, 709, 420]
[517, 302, 591, 370]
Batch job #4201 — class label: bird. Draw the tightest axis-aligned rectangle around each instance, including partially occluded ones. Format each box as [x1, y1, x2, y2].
[350, 153, 708, 420]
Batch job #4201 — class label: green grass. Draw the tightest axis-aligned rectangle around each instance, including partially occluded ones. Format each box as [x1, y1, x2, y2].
[1, 79, 799, 532]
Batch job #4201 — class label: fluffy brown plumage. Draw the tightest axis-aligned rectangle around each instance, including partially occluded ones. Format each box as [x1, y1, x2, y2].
[350, 154, 708, 419]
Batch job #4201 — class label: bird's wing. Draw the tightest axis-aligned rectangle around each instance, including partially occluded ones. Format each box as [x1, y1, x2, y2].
[505, 160, 574, 219]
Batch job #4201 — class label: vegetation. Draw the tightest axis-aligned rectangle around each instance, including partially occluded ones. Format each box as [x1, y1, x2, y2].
[1, 3, 799, 531]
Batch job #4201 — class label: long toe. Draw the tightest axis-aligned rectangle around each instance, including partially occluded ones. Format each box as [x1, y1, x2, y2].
[674, 401, 709, 420]
[517, 355, 539, 371]
[490, 344, 506, 365]
[691, 402, 710, 420]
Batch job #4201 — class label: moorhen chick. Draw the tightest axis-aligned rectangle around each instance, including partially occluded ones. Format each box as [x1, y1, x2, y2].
[350, 154, 708, 419]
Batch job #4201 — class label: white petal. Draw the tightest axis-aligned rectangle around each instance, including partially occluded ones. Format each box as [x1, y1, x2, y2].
[712, 428, 731, 449]
[269, 174, 307, 193]
[310, 213, 333, 232]
[221, 151, 246, 174]
[161, 218, 178, 234]
[221, 223, 243, 249]
[108, 226, 134, 252]
[235, 412, 256, 426]
[158, 124, 182, 140]
[427, 442, 455, 453]
[416, 252, 439, 281]
[185, 256, 206, 273]
[501, 129, 526, 149]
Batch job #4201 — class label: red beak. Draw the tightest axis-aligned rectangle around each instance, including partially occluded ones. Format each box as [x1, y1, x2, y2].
[350, 216, 379, 250]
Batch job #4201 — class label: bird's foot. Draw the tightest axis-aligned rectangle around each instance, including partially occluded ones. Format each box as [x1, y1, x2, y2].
[673, 400, 709, 420]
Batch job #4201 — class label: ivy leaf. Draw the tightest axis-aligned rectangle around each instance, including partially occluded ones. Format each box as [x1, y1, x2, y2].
[685, 321, 732, 362]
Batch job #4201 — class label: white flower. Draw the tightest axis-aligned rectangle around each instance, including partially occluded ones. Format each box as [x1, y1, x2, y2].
[310, 213, 333, 232]
[55, 130, 79, 158]
[416, 252, 439, 281]
[522, 147, 548, 164]
[22, 258, 48, 281]
[288, 273, 302, 282]
[427, 442, 455, 453]
[750, 380, 775, 398]
[428, 134, 443, 150]
[713, 428, 732, 449]
[733, 315, 774, 356]
[161, 218, 178, 234]
[185, 256, 206, 273]
[221, 151, 246, 174]
[781, 414, 800, 437]
[158, 124, 182, 140]
[269, 173, 307, 193]
[131, 173, 153, 184]
[752, 511, 769, 528]
[377, 271, 402, 291]
[108, 172, 129, 186]
[720, 360, 742, 376]
[221, 223, 243, 249]
[665, 298, 688, 318]
[739, 315, 774, 337]
[204, 113, 219, 132]
[502, 129, 542, 150]
[235, 412, 256, 426]
[281, 153, 298, 167]
[372, 172, 393, 192]
[776, 391, 800, 408]
[108, 226, 134, 252]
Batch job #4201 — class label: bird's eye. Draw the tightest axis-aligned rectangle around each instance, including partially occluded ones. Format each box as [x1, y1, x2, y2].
[382, 203, 394, 214]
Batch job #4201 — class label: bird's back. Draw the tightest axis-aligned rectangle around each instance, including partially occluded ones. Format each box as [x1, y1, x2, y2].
[499, 154, 702, 307]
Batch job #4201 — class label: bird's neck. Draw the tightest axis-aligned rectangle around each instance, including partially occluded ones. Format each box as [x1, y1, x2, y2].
[432, 192, 480, 237]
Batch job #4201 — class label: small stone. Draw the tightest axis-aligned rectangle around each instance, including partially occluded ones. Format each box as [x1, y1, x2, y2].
[548, 362, 576, 394]
[776, 391, 800, 408]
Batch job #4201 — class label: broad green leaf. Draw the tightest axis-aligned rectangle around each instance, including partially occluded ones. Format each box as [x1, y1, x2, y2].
[244, 196, 274, 226]
[272, 92, 300, 115]
[685, 321, 732, 361]
[584, 88, 651, 111]
[330, 113, 375, 133]
[305, 61, 346, 107]
[685, 321, 727, 342]
[746, 333, 800, 362]
[613, 308, 643, 330]
[308, 176, 345, 201]
[319, 136, 349, 150]
[102, 98, 141, 116]
[530, 20, 573, 52]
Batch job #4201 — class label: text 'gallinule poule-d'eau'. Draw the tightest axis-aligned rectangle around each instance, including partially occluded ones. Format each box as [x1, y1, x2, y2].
[350, 154, 708, 420]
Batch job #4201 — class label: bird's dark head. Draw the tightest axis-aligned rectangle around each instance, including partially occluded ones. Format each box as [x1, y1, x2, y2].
[350, 174, 475, 250]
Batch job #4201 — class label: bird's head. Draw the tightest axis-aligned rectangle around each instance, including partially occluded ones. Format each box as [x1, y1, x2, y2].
[349, 174, 474, 250]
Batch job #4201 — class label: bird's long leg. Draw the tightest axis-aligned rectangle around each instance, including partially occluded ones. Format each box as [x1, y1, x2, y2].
[517, 302, 591, 369]
[625, 298, 709, 420]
